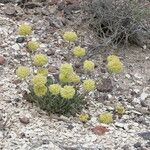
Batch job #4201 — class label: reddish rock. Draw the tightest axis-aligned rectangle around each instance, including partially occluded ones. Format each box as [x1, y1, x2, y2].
[91, 125, 109, 135]
[0, 55, 5, 65]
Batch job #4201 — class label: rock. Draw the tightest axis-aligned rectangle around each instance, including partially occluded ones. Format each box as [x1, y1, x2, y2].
[42, 139, 49, 145]
[115, 122, 129, 130]
[134, 142, 141, 148]
[97, 78, 113, 93]
[49, 0, 58, 5]
[140, 92, 148, 101]
[122, 144, 130, 150]
[0, 56, 6, 65]
[16, 37, 25, 43]
[4, 4, 16, 15]
[134, 73, 142, 79]
[46, 50, 55, 56]
[132, 98, 141, 104]
[67, 124, 74, 130]
[19, 116, 30, 124]
[12, 44, 20, 51]
[138, 132, 150, 140]
[91, 125, 109, 135]
[135, 116, 147, 125]
[135, 107, 149, 114]
[125, 74, 131, 79]
[48, 66, 58, 74]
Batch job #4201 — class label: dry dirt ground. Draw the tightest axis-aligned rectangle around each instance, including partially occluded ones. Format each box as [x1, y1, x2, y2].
[0, 1, 150, 150]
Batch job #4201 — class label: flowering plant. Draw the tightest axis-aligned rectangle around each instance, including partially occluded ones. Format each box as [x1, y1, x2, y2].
[16, 27, 97, 116]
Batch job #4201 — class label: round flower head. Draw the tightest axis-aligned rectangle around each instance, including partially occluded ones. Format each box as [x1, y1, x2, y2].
[73, 46, 86, 57]
[63, 31, 77, 42]
[16, 66, 30, 79]
[33, 54, 48, 66]
[99, 112, 113, 124]
[34, 84, 47, 97]
[107, 55, 120, 62]
[59, 63, 73, 75]
[79, 113, 89, 123]
[68, 72, 80, 83]
[49, 84, 61, 95]
[83, 79, 95, 92]
[32, 74, 47, 86]
[107, 60, 123, 73]
[18, 24, 32, 36]
[83, 60, 95, 71]
[37, 68, 48, 76]
[60, 86, 75, 99]
[59, 73, 69, 83]
[116, 103, 125, 114]
[27, 41, 39, 52]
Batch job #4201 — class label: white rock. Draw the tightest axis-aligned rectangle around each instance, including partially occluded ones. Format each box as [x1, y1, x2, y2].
[143, 45, 147, 49]
[125, 74, 131, 79]
[132, 98, 140, 104]
[12, 44, 20, 50]
[140, 92, 149, 100]
[133, 89, 140, 94]
[134, 73, 142, 79]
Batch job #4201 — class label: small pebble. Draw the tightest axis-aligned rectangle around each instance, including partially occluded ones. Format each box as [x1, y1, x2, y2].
[134, 142, 142, 148]
[16, 37, 25, 43]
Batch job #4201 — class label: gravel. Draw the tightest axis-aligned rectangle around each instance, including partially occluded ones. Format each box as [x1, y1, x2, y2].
[0, 1, 150, 150]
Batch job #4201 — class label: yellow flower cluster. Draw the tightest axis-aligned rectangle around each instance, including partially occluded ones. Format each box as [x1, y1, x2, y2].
[33, 84, 47, 97]
[63, 31, 77, 42]
[49, 84, 61, 95]
[33, 54, 48, 66]
[60, 85, 75, 99]
[83, 79, 95, 91]
[107, 55, 120, 62]
[18, 24, 32, 36]
[32, 74, 47, 86]
[32, 75, 47, 96]
[79, 113, 89, 123]
[106, 55, 123, 73]
[59, 63, 80, 83]
[16, 66, 30, 79]
[83, 60, 95, 71]
[59, 63, 73, 75]
[27, 41, 39, 52]
[99, 112, 113, 124]
[115, 103, 125, 114]
[37, 68, 48, 76]
[73, 46, 86, 57]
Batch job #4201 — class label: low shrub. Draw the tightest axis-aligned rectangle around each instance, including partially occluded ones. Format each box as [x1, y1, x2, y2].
[84, 0, 150, 47]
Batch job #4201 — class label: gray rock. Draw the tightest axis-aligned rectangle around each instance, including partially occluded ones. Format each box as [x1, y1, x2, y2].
[122, 145, 131, 150]
[134, 142, 141, 148]
[138, 132, 150, 140]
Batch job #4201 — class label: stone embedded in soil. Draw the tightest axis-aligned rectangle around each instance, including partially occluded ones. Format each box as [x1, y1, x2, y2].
[19, 116, 30, 124]
[0, 56, 6, 65]
[91, 125, 109, 135]
[138, 132, 150, 140]
[16, 37, 25, 43]
[4, 4, 16, 15]
[134, 142, 142, 148]
[97, 78, 113, 93]
[46, 50, 55, 56]
[48, 66, 58, 74]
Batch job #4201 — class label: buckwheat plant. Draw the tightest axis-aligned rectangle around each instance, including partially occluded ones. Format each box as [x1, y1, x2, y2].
[16, 25, 98, 116]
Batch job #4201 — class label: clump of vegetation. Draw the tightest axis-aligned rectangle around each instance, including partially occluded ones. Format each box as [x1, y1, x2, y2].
[99, 112, 113, 124]
[16, 24, 99, 116]
[115, 103, 125, 115]
[79, 113, 90, 123]
[84, 0, 150, 47]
